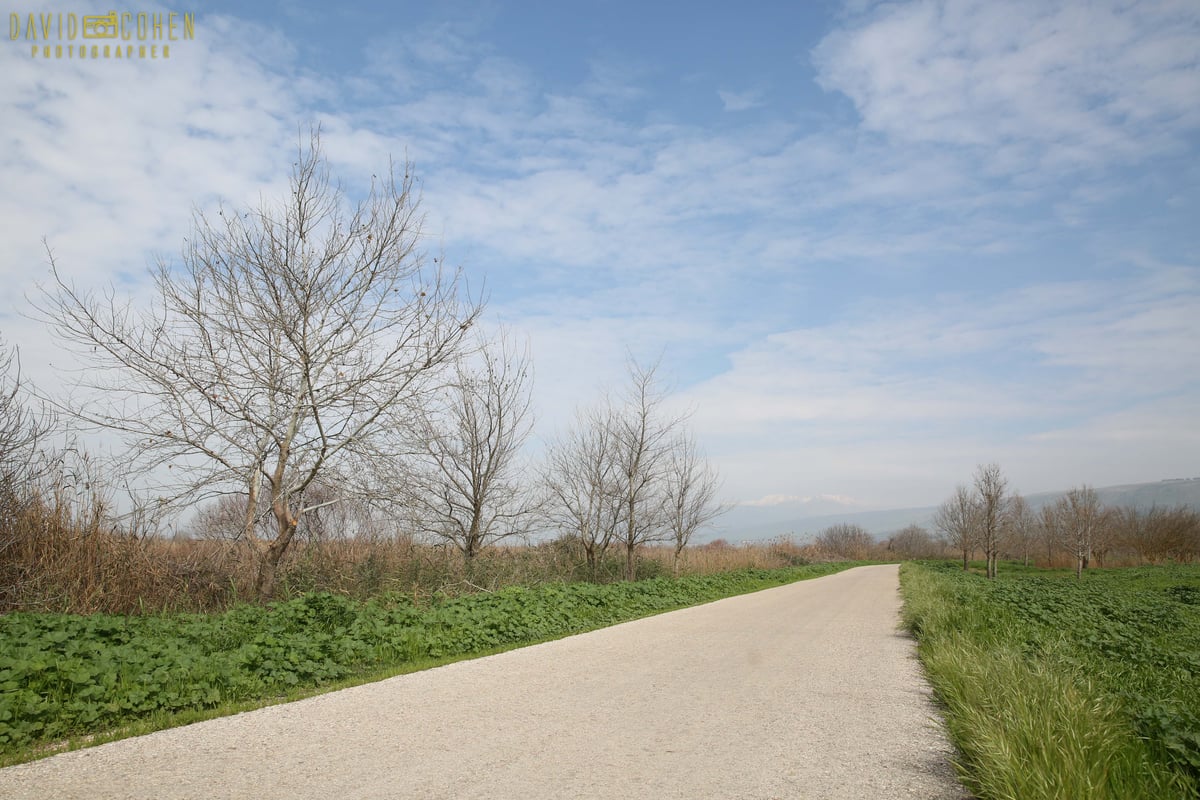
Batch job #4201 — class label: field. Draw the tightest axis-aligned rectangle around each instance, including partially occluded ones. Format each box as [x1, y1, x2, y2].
[0, 563, 854, 765]
[901, 561, 1200, 800]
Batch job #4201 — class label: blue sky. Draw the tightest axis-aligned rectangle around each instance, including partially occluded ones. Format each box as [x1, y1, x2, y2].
[2, 0, 1198, 515]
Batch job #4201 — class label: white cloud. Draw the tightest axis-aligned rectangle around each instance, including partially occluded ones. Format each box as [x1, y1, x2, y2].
[0, 4, 324, 391]
[717, 88, 764, 111]
[812, 0, 1200, 175]
[679, 259, 1200, 505]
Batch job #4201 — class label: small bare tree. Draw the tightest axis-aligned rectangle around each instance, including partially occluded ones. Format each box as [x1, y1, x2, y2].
[973, 462, 1008, 579]
[815, 523, 875, 560]
[1004, 493, 1036, 567]
[1091, 507, 1121, 567]
[190, 486, 401, 545]
[934, 485, 979, 571]
[1038, 502, 1063, 567]
[1127, 506, 1200, 563]
[405, 332, 537, 567]
[189, 493, 261, 542]
[542, 405, 624, 581]
[887, 523, 939, 560]
[661, 432, 725, 575]
[611, 360, 685, 581]
[543, 360, 716, 582]
[1060, 485, 1102, 579]
[37, 130, 481, 599]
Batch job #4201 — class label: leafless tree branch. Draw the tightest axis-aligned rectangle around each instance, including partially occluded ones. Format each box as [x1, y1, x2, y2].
[33, 128, 482, 599]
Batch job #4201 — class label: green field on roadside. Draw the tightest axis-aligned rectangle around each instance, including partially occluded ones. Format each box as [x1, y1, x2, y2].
[901, 561, 1200, 800]
[0, 563, 857, 765]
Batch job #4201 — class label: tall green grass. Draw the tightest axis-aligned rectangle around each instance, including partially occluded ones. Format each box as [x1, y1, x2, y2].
[901, 561, 1200, 800]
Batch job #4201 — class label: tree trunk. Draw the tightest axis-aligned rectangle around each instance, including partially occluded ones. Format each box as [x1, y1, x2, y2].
[465, 517, 481, 575]
[583, 543, 597, 582]
[463, 543, 476, 581]
[255, 498, 298, 601]
[625, 543, 636, 581]
[254, 528, 296, 600]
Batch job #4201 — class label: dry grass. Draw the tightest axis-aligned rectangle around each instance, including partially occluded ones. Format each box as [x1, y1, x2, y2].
[1, 486, 238, 614]
[1, 480, 858, 616]
[643, 537, 831, 574]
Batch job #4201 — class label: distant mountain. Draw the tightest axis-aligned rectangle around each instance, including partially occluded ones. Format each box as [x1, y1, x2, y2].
[1024, 478, 1200, 515]
[708, 506, 938, 543]
[704, 478, 1200, 544]
[710, 494, 874, 541]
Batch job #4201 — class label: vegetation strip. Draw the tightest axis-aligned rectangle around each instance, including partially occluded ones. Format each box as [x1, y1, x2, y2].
[901, 560, 1200, 800]
[0, 563, 854, 765]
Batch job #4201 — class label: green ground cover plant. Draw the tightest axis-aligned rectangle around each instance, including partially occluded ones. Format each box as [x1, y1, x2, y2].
[902, 560, 1200, 800]
[0, 563, 853, 763]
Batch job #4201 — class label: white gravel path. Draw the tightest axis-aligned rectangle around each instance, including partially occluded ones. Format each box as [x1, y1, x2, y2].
[0, 563, 969, 799]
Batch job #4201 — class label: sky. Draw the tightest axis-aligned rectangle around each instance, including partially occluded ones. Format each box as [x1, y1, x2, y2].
[1, 0, 1198, 517]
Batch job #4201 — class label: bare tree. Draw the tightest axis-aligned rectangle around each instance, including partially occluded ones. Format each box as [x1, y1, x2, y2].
[887, 523, 939, 560]
[37, 130, 481, 599]
[190, 485, 402, 545]
[611, 360, 684, 581]
[1060, 485, 1102, 579]
[934, 485, 979, 571]
[543, 360, 717, 582]
[405, 332, 536, 566]
[1038, 501, 1063, 567]
[815, 523, 875, 560]
[188, 493, 261, 542]
[1114, 505, 1148, 563]
[1090, 507, 1121, 567]
[1159, 507, 1200, 562]
[661, 432, 725, 575]
[1004, 493, 1036, 567]
[1126, 506, 1200, 563]
[542, 405, 623, 580]
[973, 463, 1008, 579]
[0, 339, 54, 499]
[1, 338, 56, 582]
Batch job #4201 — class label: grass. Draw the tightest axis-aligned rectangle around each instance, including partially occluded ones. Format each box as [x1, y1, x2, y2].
[901, 560, 1200, 800]
[1, 483, 832, 615]
[0, 562, 860, 766]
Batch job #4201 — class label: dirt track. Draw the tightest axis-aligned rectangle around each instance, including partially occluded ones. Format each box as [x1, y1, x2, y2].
[0, 564, 969, 799]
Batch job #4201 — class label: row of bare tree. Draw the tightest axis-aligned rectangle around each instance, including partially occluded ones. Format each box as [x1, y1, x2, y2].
[543, 362, 724, 580]
[184, 356, 724, 585]
[6, 132, 725, 600]
[932, 464, 1200, 578]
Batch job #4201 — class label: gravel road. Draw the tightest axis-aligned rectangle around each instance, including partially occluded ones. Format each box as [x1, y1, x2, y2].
[0, 564, 969, 799]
